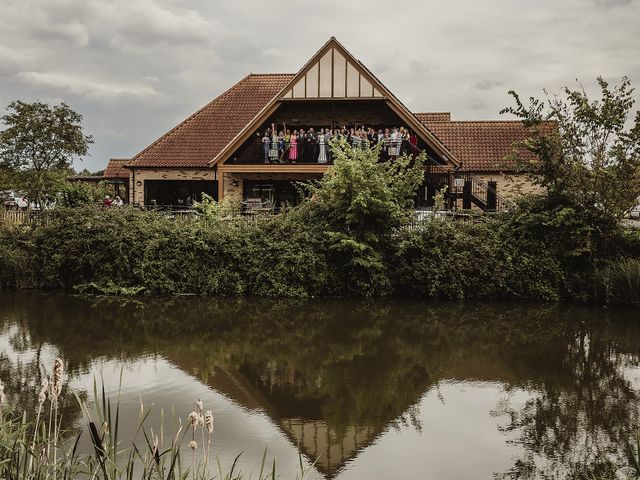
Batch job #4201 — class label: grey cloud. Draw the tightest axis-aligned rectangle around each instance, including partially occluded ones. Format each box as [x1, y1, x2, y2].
[474, 79, 504, 91]
[1, 0, 639, 171]
[595, 0, 634, 7]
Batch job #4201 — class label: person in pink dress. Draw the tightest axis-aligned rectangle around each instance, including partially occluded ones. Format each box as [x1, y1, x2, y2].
[289, 131, 298, 163]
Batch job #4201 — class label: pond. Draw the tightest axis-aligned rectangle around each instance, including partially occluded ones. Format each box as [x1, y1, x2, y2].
[1, 293, 639, 479]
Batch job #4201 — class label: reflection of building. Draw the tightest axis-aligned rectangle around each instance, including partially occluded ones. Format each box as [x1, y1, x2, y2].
[205, 366, 390, 478]
[167, 356, 428, 479]
[112, 37, 542, 211]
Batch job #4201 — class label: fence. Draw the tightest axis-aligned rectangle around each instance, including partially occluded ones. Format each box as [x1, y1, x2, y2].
[2, 206, 484, 230]
[2, 209, 35, 225]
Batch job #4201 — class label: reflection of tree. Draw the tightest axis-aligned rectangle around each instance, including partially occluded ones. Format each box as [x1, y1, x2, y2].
[2, 293, 640, 478]
[495, 317, 640, 479]
[0, 322, 86, 436]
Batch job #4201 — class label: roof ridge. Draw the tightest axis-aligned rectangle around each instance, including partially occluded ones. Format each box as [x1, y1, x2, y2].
[248, 73, 295, 76]
[127, 73, 257, 167]
[428, 119, 526, 124]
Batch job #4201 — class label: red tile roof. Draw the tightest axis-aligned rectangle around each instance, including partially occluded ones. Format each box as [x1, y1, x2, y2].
[124, 71, 539, 173]
[127, 74, 294, 168]
[420, 120, 539, 172]
[104, 158, 130, 178]
[414, 112, 451, 123]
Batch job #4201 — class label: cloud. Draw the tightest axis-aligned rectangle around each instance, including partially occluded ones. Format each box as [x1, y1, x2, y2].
[0, 0, 638, 171]
[16, 71, 158, 99]
[107, 0, 222, 50]
[474, 79, 504, 91]
[595, 0, 634, 6]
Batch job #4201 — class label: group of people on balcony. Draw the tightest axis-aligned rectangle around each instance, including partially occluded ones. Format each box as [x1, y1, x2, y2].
[260, 124, 419, 164]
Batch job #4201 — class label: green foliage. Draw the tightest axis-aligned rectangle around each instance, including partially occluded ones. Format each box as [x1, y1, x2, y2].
[502, 76, 640, 229]
[0, 137, 638, 304]
[390, 216, 563, 301]
[298, 138, 426, 296]
[192, 193, 242, 218]
[0, 100, 93, 206]
[0, 225, 34, 291]
[591, 258, 640, 306]
[59, 181, 111, 207]
[303, 138, 425, 239]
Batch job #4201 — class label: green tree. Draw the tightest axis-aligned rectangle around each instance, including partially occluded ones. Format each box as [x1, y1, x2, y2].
[0, 100, 93, 207]
[300, 138, 425, 296]
[58, 181, 111, 207]
[502, 76, 640, 224]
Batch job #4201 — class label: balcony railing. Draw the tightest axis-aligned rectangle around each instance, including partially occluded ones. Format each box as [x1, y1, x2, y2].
[227, 135, 434, 165]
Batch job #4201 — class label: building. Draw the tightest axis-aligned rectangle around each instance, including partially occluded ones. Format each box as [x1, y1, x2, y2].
[103, 158, 130, 201]
[120, 38, 541, 211]
[70, 157, 130, 201]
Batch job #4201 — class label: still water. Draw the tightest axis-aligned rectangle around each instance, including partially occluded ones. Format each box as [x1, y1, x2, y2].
[1, 293, 639, 479]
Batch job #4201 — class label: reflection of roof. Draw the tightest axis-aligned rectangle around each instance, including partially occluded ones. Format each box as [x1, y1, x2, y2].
[203, 366, 386, 479]
[162, 348, 394, 479]
[127, 74, 294, 168]
[104, 158, 130, 178]
[420, 119, 540, 172]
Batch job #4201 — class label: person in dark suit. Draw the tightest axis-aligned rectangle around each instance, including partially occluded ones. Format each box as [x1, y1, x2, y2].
[308, 128, 318, 162]
[298, 128, 307, 162]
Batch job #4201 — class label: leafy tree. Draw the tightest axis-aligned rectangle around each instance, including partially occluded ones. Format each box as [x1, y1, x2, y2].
[0, 100, 93, 207]
[58, 181, 111, 208]
[300, 138, 425, 296]
[502, 76, 640, 225]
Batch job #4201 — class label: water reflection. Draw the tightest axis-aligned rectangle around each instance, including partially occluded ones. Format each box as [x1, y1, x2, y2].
[0, 293, 639, 479]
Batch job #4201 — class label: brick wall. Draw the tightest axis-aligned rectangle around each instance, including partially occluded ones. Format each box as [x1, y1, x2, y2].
[470, 172, 542, 199]
[130, 168, 215, 204]
[222, 173, 243, 201]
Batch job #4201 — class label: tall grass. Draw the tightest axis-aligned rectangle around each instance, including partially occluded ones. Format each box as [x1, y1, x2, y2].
[593, 258, 640, 306]
[0, 360, 316, 480]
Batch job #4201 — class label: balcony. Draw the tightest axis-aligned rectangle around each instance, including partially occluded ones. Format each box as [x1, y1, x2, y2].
[226, 130, 426, 166]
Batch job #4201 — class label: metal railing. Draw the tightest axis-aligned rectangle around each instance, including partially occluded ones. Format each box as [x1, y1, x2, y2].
[228, 134, 441, 165]
[454, 175, 514, 212]
[472, 176, 513, 211]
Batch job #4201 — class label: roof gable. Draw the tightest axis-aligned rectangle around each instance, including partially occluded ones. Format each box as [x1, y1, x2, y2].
[212, 38, 460, 167]
[281, 42, 383, 100]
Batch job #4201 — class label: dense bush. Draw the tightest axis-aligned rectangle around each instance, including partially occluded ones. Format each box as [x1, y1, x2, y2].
[1, 138, 638, 304]
[0, 222, 34, 290]
[389, 216, 563, 301]
[1, 205, 639, 304]
[16, 207, 330, 298]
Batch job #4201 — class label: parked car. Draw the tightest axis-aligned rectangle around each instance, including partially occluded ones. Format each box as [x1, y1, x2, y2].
[630, 201, 640, 220]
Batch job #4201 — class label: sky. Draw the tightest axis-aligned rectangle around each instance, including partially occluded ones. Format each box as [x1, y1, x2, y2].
[1, 0, 639, 172]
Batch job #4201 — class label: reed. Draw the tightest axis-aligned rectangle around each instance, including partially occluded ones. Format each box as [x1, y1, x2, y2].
[0, 364, 317, 480]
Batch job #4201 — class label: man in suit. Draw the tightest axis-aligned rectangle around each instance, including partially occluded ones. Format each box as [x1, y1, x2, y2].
[297, 128, 306, 162]
[308, 128, 318, 163]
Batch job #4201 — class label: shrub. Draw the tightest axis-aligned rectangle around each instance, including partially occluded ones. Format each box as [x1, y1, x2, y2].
[0, 224, 34, 290]
[390, 216, 563, 301]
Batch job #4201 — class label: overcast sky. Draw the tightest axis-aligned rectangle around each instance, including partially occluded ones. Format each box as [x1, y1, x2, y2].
[1, 0, 639, 171]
